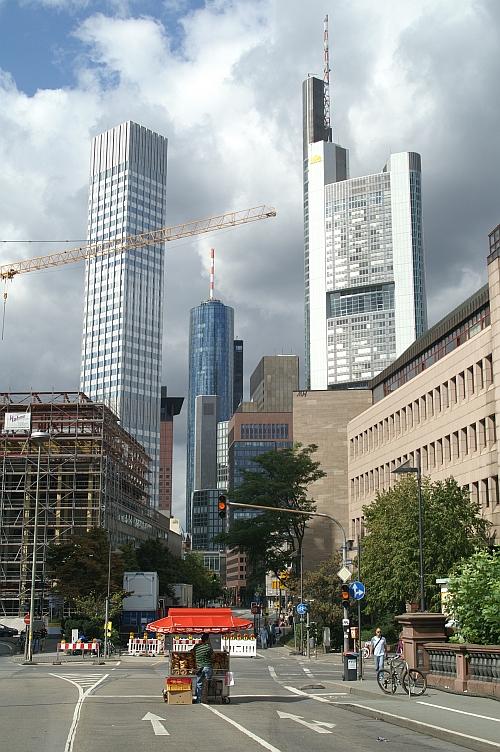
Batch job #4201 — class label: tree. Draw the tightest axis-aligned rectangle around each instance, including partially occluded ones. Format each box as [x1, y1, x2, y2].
[215, 444, 325, 582]
[447, 549, 500, 645]
[361, 475, 490, 618]
[47, 527, 125, 606]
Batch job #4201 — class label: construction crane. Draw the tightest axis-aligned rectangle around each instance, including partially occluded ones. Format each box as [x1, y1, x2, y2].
[0, 204, 276, 281]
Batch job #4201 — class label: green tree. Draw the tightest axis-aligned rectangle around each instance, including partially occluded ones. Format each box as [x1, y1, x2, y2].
[447, 548, 500, 645]
[215, 444, 325, 581]
[47, 527, 126, 606]
[362, 475, 490, 618]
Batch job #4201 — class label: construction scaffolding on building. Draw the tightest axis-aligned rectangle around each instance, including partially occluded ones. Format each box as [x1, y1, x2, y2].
[0, 392, 172, 619]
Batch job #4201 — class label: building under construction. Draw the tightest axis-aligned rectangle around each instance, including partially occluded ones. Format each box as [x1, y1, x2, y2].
[0, 391, 177, 619]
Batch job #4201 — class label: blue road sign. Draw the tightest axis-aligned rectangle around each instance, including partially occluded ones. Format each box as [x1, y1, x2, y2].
[296, 603, 307, 615]
[349, 581, 365, 600]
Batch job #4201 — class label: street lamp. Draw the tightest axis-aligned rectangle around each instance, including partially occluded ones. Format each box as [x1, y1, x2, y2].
[104, 542, 123, 659]
[392, 455, 425, 611]
[27, 430, 50, 663]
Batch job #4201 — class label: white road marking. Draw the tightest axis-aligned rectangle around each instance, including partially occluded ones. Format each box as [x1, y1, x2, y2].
[90, 695, 160, 698]
[268, 666, 279, 680]
[203, 705, 282, 752]
[303, 667, 314, 676]
[416, 701, 500, 723]
[284, 686, 333, 704]
[142, 712, 169, 736]
[50, 673, 109, 752]
[277, 711, 335, 734]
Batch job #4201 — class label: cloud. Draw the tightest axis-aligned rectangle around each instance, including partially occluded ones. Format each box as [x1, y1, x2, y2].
[1, 0, 500, 520]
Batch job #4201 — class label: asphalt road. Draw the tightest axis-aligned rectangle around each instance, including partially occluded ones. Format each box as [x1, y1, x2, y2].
[0, 648, 480, 752]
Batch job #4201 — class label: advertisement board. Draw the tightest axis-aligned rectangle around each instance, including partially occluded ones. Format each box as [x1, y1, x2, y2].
[4, 412, 31, 432]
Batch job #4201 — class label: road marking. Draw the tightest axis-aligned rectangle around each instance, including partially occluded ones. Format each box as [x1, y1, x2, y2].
[268, 666, 280, 681]
[203, 705, 282, 752]
[284, 686, 333, 704]
[151, 657, 166, 667]
[303, 667, 314, 676]
[50, 673, 109, 752]
[277, 711, 335, 734]
[416, 702, 500, 724]
[142, 712, 169, 736]
[90, 695, 160, 698]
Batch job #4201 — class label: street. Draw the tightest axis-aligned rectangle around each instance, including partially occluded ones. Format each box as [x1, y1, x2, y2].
[2, 643, 498, 752]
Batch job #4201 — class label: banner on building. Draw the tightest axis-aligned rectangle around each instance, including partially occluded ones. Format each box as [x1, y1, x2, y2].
[4, 412, 31, 431]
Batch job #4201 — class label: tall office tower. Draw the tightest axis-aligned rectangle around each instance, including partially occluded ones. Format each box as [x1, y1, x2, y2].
[233, 339, 244, 412]
[193, 395, 220, 493]
[186, 299, 234, 531]
[249, 355, 299, 412]
[158, 387, 184, 516]
[80, 121, 168, 505]
[216, 421, 229, 489]
[303, 75, 426, 389]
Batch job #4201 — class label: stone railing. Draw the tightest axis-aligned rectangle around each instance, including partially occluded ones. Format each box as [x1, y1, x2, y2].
[423, 643, 500, 697]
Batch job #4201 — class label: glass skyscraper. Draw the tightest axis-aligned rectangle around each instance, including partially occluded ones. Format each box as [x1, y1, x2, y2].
[303, 77, 427, 389]
[186, 300, 234, 532]
[80, 121, 168, 506]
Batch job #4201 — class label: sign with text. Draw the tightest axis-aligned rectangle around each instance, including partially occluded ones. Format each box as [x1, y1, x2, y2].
[4, 412, 31, 432]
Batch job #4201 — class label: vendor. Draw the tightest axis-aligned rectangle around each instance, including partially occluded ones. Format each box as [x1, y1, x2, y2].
[194, 634, 213, 704]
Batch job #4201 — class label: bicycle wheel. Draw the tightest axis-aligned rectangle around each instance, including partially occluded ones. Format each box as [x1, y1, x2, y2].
[377, 669, 397, 694]
[402, 669, 427, 696]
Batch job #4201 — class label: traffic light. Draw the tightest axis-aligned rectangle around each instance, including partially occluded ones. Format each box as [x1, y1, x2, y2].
[341, 584, 350, 608]
[218, 494, 227, 518]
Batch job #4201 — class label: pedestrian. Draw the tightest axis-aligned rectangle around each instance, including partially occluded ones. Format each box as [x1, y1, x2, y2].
[369, 627, 388, 674]
[33, 628, 41, 654]
[194, 634, 213, 703]
[259, 625, 268, 649]
[266, 621, 273, 647]
[18, 630, 26, 655]
[39, 625, 47, 652]
[274, 622, 281, 644]
[396, 632, 404, 659]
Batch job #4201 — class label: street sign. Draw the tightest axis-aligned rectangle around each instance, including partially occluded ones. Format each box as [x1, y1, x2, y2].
[337, 566, 352, 583]
[342, 618, 350, 626]
[251, 605, 259, 615]
[23, 614, 30, 625]
[296, 603, 307, 615]
[349, 581, 365, 601]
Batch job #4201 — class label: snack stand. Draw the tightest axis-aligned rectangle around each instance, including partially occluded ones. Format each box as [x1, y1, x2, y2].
[146, 608, 253, 705]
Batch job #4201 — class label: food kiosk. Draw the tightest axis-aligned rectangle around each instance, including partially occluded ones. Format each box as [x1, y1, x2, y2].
[146, 608, 253, 705]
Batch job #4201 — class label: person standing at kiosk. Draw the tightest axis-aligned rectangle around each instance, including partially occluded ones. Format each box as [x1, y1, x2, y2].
[194, 634, 213, 703]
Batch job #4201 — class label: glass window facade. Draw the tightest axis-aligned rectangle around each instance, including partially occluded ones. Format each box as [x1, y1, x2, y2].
[80, 122, 168, 507]
[191, 489, 224, 551]
[186, 300, 234, 531]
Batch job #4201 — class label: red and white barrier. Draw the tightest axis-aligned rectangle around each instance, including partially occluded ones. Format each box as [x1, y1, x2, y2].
[58, 643, 98, 651]
[127, 638, 164, 656]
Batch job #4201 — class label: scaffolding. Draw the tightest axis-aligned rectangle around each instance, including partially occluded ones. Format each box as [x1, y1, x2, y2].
[0, 392, 170, 618]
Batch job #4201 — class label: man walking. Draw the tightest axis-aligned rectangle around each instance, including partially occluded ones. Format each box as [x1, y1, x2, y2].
[369, 628, 388, 674]
[194, 634, 213, 703]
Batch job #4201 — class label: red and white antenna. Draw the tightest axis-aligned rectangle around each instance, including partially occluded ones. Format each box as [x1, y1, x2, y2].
[209, 248, 215, 300]
[323, 14, 331, 133]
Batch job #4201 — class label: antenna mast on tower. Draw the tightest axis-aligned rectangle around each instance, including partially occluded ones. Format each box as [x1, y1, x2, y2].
[323, 14, 331, 137]
[210, 248, 215, 300]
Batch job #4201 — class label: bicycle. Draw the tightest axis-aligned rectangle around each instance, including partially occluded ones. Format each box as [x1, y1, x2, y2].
[376, 655, 427, 696]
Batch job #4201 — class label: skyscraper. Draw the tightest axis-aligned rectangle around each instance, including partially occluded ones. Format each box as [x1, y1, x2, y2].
[186, 298, 234, 531]
[303, 33, 426, 390]
[158, 387, 184, 516]
[80, 122, 168, 506]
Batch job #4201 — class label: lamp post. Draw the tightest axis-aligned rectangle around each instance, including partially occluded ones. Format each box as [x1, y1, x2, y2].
[392, 455, 425, 611]
[27, 430, 50, 663]
[104, 543, 123, 658]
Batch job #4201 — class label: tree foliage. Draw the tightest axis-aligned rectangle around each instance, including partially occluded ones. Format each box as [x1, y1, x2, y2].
[215, 444, 326, 580]
[362, 475, 490, 618]
[447, 549, 500, 645]
[300, 553, 344, 625]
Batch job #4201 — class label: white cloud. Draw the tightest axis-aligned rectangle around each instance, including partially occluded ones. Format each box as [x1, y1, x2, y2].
[1, 0, 500, 519]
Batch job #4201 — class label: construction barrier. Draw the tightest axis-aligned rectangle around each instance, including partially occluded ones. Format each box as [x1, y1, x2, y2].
[127, 638, 164, 656]
[55, 642, 102, 664]
[221, 638, 257, 657]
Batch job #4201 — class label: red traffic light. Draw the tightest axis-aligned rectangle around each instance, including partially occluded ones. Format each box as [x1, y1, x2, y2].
[218, 495, 227, 518]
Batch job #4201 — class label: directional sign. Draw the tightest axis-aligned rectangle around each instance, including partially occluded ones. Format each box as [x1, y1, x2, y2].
[142, 713, 169, 736]
[277, 711, 336, 734]
[349, 581, 365, 601]
[296, 603, 307, 615]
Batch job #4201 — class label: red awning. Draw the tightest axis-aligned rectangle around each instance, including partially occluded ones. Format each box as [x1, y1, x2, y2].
[146, 608, 254, 634]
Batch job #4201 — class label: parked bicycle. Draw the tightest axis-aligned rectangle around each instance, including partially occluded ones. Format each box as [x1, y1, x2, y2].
[377, 655, 427, 696]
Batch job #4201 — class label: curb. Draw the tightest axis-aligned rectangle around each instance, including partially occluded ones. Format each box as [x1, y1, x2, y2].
[333, 702, 500, 752]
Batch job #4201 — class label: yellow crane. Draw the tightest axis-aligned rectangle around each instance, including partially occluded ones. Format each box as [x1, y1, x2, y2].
[0, 204, 276, 280]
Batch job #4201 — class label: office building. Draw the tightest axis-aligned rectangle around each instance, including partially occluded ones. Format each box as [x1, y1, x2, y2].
[233, 339, 244, 412]
[80, 121, 168, 506]
[194, 395, 220, 493]
[186, 299, 234, 531]
[0, 392, 180, 619]
[217, 421, 229, 489]
[303, 77, 427, 390]
[158, 387, 184, 516]
[348, 224, 500, 544]
[249, 355, 299, 412]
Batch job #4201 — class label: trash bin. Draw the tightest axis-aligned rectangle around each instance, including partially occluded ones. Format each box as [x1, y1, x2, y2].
[343, 652, 358, 681]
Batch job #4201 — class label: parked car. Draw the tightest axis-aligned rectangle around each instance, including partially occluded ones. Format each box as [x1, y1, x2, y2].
[0, 624, 19, 637]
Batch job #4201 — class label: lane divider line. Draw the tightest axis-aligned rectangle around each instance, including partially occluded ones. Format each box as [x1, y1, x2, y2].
[202, 704, 282, 752]
[416, 701, 500, 724]
[284, 686, 333, 704]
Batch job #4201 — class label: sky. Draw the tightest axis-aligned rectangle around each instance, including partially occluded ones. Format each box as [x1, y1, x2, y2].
[1, 0, 499, 522]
